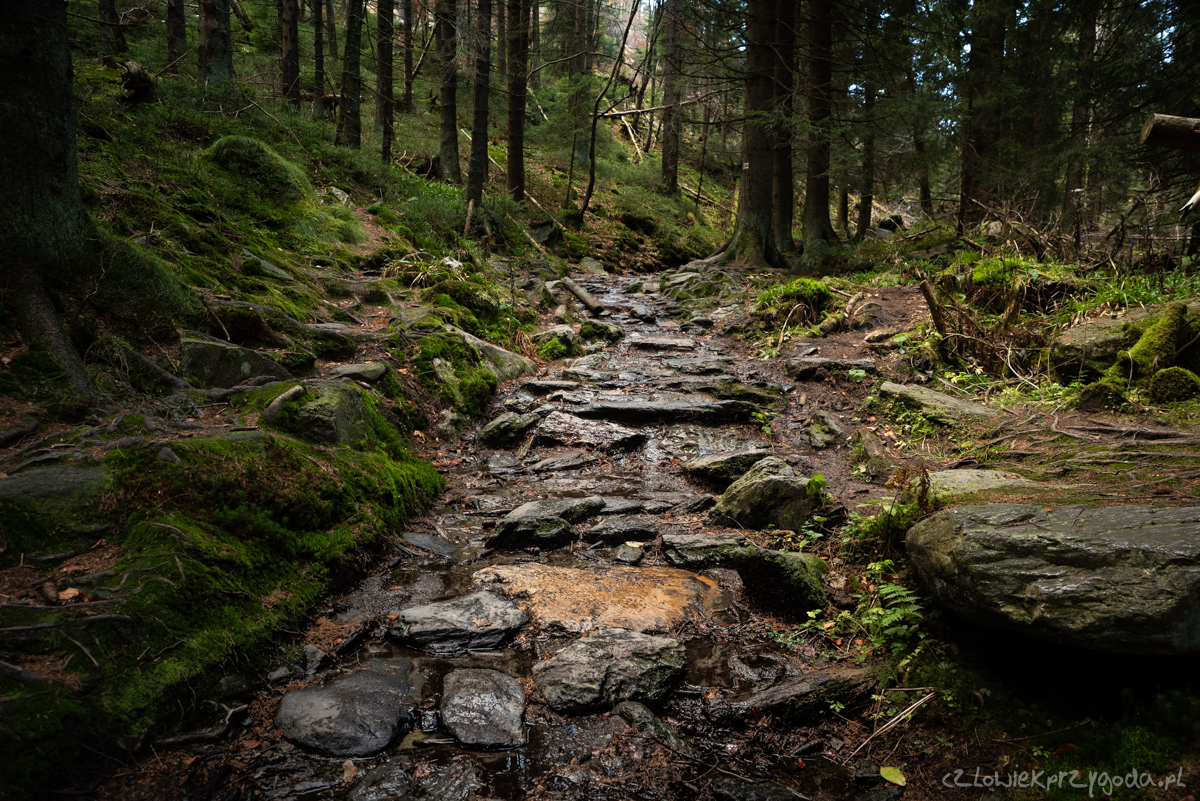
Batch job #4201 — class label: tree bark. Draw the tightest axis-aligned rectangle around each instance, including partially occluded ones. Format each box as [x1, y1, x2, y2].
[506, 0, 530, 200]
[1140, 114, 1200, 153]
[529, 0, 541, 91]
[199, 0, 235, 88]
[800, 0, 837, 269]
[378, 0, 395, 161]
[401, 0, 414, 110]
[659, 0, 681, 195]
[570, 0, 591, 170]
[166, 0, 187, 74]
[230, 0, 255, 30]
[99, 0, 128, 57]
[957, 0, 1009, 230]
[336, 0, 365, 148]
[466, 0, 491, 208]
[496, 0, 507, 79]
[856, 80, 877, 241]
[1, 1, 97, 400]
[280, 0, 301, 106]
[771, 0, 797, 251]
[313, 0, 326, 117]
[326, 0, 338, 58]
[436, 0, 462, 182]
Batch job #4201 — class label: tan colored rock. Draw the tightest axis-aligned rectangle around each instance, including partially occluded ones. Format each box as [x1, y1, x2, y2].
[472, 563, 726, 635]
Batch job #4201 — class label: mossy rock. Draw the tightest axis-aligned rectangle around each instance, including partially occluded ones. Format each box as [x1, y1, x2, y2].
[1075, 381, 1127, 412]
[579, 320, 624, 344]
[537, 337, 572, 361]
[422, 280, 500, 319]
[1108, 301, 1193, 381]
[738, 549, 828, 617]
[204, 136, 312, 202]
[1149, 366, 1200, 403]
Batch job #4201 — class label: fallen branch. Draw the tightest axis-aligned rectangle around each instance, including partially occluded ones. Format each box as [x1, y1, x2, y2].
[0, 660, 50, 682]
[156, 703, 248, 749]
[844, 692, 936, 762]
[560, 275, 606, 316]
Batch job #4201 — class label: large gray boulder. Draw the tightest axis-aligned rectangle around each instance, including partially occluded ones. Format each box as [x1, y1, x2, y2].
[445, 326, 537, 382]
[681, 448, 774, 489]
[1048, 317, 1135, 385]
[533, 628, 686, 713]
[487, 496, 607, 550]
[276, 660, 418, 756]
[708, 457, 818, 532]
[180, 337, 292, 388]
[477, 411, 540, 448]
[440, 668, 526, 747]
[294, 380, 374, 446]
[878, 381, 998, 422]
[389, 591, 528, 654]
[0, 466, 106, 541]
[907, 504, 1200, 654]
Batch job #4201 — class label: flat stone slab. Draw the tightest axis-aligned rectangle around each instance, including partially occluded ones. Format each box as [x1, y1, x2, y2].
[329, 362, 387, 382]
[522, 380, 583, 395]
[629, 336, 696, 352]
[785, 357, 877, 379]
[276, 661, 417, 757]
[662, 532, 749, 567]
[473, 563, 726, 635]
[907, 504, 1200, 654]
[920, 469, 1037, 503]
[487, 496, 607, 550]
[582, 515, 659, 543]
[878, 381, 998, 422]
[533, 628, 686, 713]
[389, 591, 528, 654]
[572, 400, 759, 424]
[440, 668, 526, 748]
[682, 448, 773, 489]
[526, 449, 593, 473]
[536, 411, 646, 450]
[663, 356, 736, 375]
[730, 665, 876, 721]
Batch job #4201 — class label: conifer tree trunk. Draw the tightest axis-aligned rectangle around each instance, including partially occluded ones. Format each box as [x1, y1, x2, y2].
[466, 0, 491, 209]
[800, 0, 837, 269]
[166, 0, 187, 74]
[99, 0, 128, 57]
[379, 0, 395, 160]
[771, 0, 797, 252]
[570, 0, 590, 170]
[326, 0, 338, 57]
[506, 0, 530, 200]
[496, 0, 507, 79]
[659, 0, 681, 195]
[336, 0, 365, 148]
[856, 81, 877, 240]
[280, 0, 302, 106]
[2, 0, 96, 400]
[402, 0, 414, 110]
[436, 0, 462, 182]
[199, 0, 235, 87]
[1061, 4, 1095, 240]
[957, 0, 1009, 230]
[529, 0, 541, 91]
[313, 0, 326, 117]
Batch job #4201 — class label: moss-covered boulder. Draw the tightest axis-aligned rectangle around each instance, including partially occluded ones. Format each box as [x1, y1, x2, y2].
[1149, 366, 1200, 403]
[180, 337, 292, 388]
[680, 448, 773, 490]
[1109, 301, 1192, 381]
[708, 457, 818, 532]
[738, 549, 828, 615]
[0, 466, 108, 553]
[580, 319, 624, 344]
[293, 380, 375, 446]
[204, 136, 312, 201]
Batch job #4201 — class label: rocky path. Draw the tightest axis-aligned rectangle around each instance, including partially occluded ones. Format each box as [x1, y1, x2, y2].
[96, 272, 932, 801]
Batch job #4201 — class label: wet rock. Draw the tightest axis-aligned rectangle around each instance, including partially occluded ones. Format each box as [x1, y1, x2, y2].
[477, 411, 540, 448]
[580, 319, 624, 343]
[709, 457, 819, 532]
[474, 563, 726, 634]
[806, 410, 845, 450]
[662, 532, 750, 567]
[1048, 316, 1135, 384]
[445, 326, 537, 382]
[440, 668, 526, 747]
[401, 531, 459, 558]
[487, 452, 520, 472]
[664, 355, 736, 375]
[785, 357, 877, 380]
[521, 379, 581, 394]
[580, 257, 608, 275]
[613, 542, 644, 564]
[671, 495, 717, 514]
[348, 762, 413, 801]
[739, 549, 828, 615]
[267, 665, 298, 685]
[527, 449, 592, 473]
[629, 336, 696, 352]
[878, 381, 998, 422]
[390, 591, 528, 654]
[600, 498, 646, 515]
[412, 760, 481, 801]
[682, 448, 774, 489]
[902, 468, 1036, 504]
[615, 701, 701, 759]
[583, 515, 659, 543]
[573, 399, 759, 424]
[732, 665, 876, 721]
[681, 317, 714, 334]
[295, 380, 374, 446]
[329, 362, 387, 382]
[179, 337, 292, 388]
[303, 644, 332, 674]
[631, 305, 657, 322]
[536, 411, 646, 450]
[906, 503, 1200, 654]
[533, 324, 582, 353]
[276, 660, 418, 757]
[487, 495, 607, 550]
[533, 628, 686, 713]
[219, 674, 252, 699]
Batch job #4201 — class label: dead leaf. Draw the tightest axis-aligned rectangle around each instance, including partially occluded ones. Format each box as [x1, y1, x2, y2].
[60, 564, 89, 575]
[880, 766, 906, 786]
[57, 588, 82, 602]
[386, 611, 401, 620]
[342, 759, 357, 783]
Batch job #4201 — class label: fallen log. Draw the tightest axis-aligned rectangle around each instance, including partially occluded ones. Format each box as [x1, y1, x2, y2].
[560, 275, 606, 316]
[1140, 114, 1200, 153]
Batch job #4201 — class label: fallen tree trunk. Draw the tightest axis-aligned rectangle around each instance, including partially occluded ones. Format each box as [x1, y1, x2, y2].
[560, 275, 605, 316]
[1140, 114, 1200, 153]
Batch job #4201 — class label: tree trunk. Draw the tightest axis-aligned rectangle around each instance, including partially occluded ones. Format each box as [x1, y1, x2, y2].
[166, 0, 187, 74]
[99, 0, 128, 57]
[496, 0, 506, 79]
[436, 0, 461, 182]
[199, 0, 235, 88]
[506, 0, 530, 200]
[1, 1, 96, 401]
[379, 0, 395, 161]
[466, 0, 491, 208]
[570, 0, 590, 170]
[326, 0, 338, 58]
[659, 0, 681, 194]
[771, 0, 797, 252]
[280, 0, 301, 106]
[529, 0, 540, 91]
[401, 0, 414, 111]
[230, 0, 255, 30]
[800, 0, 836, 269]
[1141, 114, 1200, 153]
[710, 0, 779, 269]
[313, 0, 326, 117]
[336, 0, 365, 148]
[856, 78, 877, 241]
[957, 0, 1009, 230]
